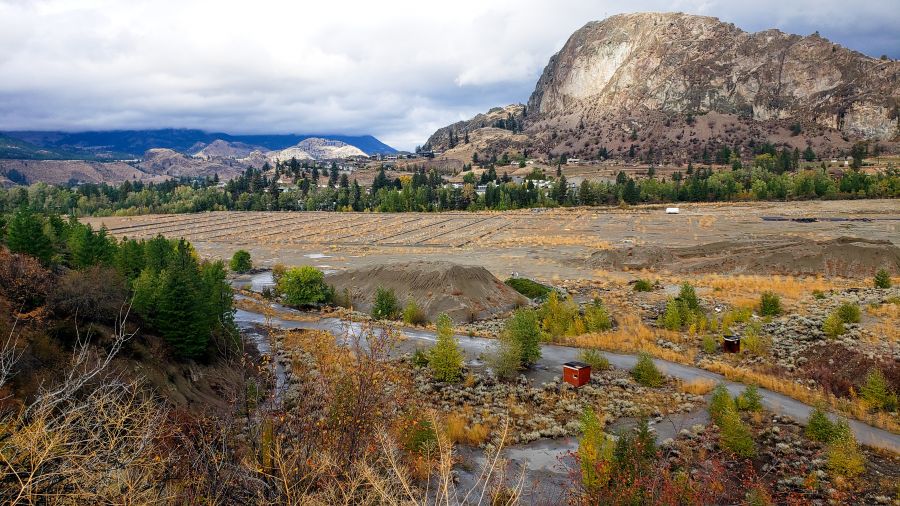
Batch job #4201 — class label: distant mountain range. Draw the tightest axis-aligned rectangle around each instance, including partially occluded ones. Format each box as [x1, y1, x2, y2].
[0, 129, 397, 160]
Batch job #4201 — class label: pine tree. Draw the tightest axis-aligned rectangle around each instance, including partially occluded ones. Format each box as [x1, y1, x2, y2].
[156, 241, 208, 359]
[6, 207, 53, 264]
[428, 313, 463, 382]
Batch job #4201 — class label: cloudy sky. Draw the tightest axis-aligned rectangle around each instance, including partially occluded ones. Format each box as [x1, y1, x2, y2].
[0, 0, 897, 150]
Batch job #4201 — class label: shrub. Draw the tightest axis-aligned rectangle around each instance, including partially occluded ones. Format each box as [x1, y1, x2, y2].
[402, 298, 428, 325]
[812, 289, 826, 299]
[736, 384, 763, 412]
[873, 268, 892, 289]
[277, 266, 333, 307]
[504, 277, 551, 299]
[583, 298, 612, 332]
[411, 348, 429, 367]
[701, 335, 717, 354]
[271, 263, 287, 283]
[759, 291, 782, 316]
[836, 302, 861, 324]
[229, 250, 252, 273]
[805, 405, 837, 442]
[487, 336, 522, 381]
[677, 282, 700, 312]
[740, 328, 769, 356]
[631, 353, 664, 387]
[708, 384, 755, 457]
[372, 286, 399, 319]
[860, 368, 898, 412]
[718, 409, 756, 458]
[403, 417, 437, 454]
[580, 349, 610, 371]
[633, 279, 654, 292]
[611, 417, 657, 487]
[709, 384, 736, 424]
[578, 407, 616, 492]
[504, 309, 542, 367]
[659, 298, 684, 330]
[827, 424, 865, 480]
[822, 313, 845, 338]
[540, 291, 582, 339]
[428, 313, 463, 382]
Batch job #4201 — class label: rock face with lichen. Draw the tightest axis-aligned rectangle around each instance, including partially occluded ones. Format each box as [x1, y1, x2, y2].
[529, 12, 899, 140]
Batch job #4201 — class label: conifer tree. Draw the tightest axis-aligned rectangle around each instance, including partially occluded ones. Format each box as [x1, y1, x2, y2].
[428, 313, 463, 382]
[6, 206, 53, 264]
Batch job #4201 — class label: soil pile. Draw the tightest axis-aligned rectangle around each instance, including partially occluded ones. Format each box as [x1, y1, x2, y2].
[587, 237, 900, 277]
[327, 261, 527, 322]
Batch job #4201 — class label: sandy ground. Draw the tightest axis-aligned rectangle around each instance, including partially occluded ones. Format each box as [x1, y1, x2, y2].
[83, 199, 899, 283]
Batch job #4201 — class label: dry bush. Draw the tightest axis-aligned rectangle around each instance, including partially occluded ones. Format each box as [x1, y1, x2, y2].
[0, 248, 53, 313]
[49, 265, 128, 321]
[445, 411, 491, 446]
[677, 377, 717, 395]
[0, 313, 169, 505]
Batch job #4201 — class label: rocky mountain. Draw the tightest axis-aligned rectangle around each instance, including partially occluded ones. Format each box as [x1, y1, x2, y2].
[426, 12, 899, 162]
[191, 139, 260, 159]
[140, 148, 249, 180]
[267, 138, 367, 162]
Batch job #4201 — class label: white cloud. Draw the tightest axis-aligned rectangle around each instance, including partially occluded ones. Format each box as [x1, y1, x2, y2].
[0, 0, 897, 150]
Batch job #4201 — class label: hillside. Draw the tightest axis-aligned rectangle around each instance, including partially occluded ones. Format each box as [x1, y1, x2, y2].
[425, 12, 900, 162]
[0, 134, 91, 160]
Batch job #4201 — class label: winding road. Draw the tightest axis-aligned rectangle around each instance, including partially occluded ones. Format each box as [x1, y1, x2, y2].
[233, 298, 900, 455]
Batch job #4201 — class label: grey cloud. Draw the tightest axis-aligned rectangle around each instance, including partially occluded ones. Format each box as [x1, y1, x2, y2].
[0, 0, 897, 150]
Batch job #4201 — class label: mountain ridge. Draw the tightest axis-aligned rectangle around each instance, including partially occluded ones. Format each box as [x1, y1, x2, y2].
[425, 12, 899, 162]
[1, 129, 397, 159]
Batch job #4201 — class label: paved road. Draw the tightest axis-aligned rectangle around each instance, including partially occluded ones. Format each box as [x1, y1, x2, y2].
[234, 302, 900, 455]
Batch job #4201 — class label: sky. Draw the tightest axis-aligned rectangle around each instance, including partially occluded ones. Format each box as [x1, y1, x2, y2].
[0, 0, 898, 150]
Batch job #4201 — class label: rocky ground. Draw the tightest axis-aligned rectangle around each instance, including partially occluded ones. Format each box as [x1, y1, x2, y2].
[409, 362, 703, 446]
[662, 412, 900, 504]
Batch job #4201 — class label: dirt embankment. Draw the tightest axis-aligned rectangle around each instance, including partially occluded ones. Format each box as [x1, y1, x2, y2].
[327, 261, 527, 322]
[586, 237, 900, 278]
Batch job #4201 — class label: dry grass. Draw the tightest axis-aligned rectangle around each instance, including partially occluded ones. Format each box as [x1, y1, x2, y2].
[563, 312, 696, 366]
[444, 412, 490, 446]
[702, 361, 900, 434]
[696, 274, 845, 308]
[866, 301, 900, 344]
[676, 377, 717, 395]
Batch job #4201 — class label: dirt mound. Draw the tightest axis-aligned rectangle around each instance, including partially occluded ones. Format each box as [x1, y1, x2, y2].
[327, 261, 527, 322]
[587, 237, 900, 278]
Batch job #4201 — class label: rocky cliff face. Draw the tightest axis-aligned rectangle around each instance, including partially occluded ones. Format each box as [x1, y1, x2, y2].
[426, 12, 899, 162]
[528, 12, 898, 141]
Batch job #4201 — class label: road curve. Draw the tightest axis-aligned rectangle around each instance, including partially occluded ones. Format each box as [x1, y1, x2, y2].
[234, 304, 900, 454]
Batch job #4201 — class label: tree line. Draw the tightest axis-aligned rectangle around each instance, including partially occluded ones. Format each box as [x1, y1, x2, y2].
[1, 156, 897, 217]
[1, 206, 236, 360]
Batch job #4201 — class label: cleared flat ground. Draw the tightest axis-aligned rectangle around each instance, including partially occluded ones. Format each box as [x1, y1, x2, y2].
[84, 199, 899, 282]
